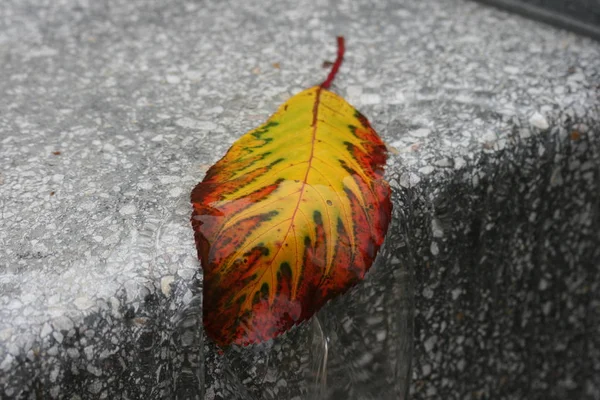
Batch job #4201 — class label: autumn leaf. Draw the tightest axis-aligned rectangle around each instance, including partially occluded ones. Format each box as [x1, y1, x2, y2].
[191, 37, 392, 347]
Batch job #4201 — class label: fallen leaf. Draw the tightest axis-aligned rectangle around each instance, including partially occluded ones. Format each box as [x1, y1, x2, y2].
[191, 37, 392, 347]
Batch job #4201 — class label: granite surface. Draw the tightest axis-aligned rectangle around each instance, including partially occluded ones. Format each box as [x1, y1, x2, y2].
[0, 0, 599, 399]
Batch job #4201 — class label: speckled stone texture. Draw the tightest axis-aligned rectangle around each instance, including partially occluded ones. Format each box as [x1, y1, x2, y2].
[473, 0, 600, 41]
[0, 0, 599, 399]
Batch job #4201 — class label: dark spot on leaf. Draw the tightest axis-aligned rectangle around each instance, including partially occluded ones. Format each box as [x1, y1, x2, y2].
[304, 236, 311, 247]
[260, 283, 269, 298]
[280, 262, 292, 279]
[313, 210, 323, 225]
[326, 200, 333, 206]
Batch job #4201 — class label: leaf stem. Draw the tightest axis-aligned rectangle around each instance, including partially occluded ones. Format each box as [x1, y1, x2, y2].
[320, 36, 345, 90]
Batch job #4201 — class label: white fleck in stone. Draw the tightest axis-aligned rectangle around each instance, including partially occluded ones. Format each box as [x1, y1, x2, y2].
[422, 364, 432, 376]
[457, 359, 466, 371]
[434, 158, 452, 167]
[119, 204, 136, 215]
[102, 143, 116, 152]
[1, 354, 14, 371]
[410, 128, 431, 138]
[430, 242, 439, 256]
[182, 289, 194, 305]
[482, 130, 497, 143]
[451, 288, 462, 300]
[168, 187, 183, 198]
[567, 72, 585, 82]
[185, 70, 203, 80]
[573, 123, 588, 133]
[84, 345, 94, 360]
[276, 378, 288, 388]
[151, 134, 163, 142]
[74, 296, 93, 310]
[176, 117, 216, 130]
[376, 330, 387, 342]
[0, 328, 13, 341]
[418, 166, 435, 175]
[206, 106, 224, 114]
[87, 365, 102, 376]
[542, 301, 552, 315]
[50, 367, 60, 382]
[158, 175, 181, 184]
[519, 128, 532, 140]
[161, 275, 175, 296]
[399, 173, 421, 188]
[119, 138, 135, 147]
[423, 287, 434, 299]
[539, 279, 549, 290]
[166, 75, 181, 84]
[432, 218, 444, 238]
[424, 335, 437, 352]
[529, 112, 549, 130]
[503, 66, 520, 74]
[389, 91, 406, 104]
[346, 85, 362, 98]
[7, 343, 19, 356]
[52, 331, 64, 344]
[177, 267, 196, 280]
[138, 181, 153, 190]
[53, 316, 74, 332]
[47, 346, 58, 356]
[40, 323, 52, 338]
[52, 174, 64, 183]
[356, 352, 374, 367]
[28, 46, 58, 58]
[49, 386, 60, 398]
[67, 348, 80, 359]
[88, 380, 103, 394]
[6, 300, 23, 310]
[360, 93, 381, 105]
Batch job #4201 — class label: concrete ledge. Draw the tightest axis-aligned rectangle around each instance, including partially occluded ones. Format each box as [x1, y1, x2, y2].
[405, 114, 600, 399]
